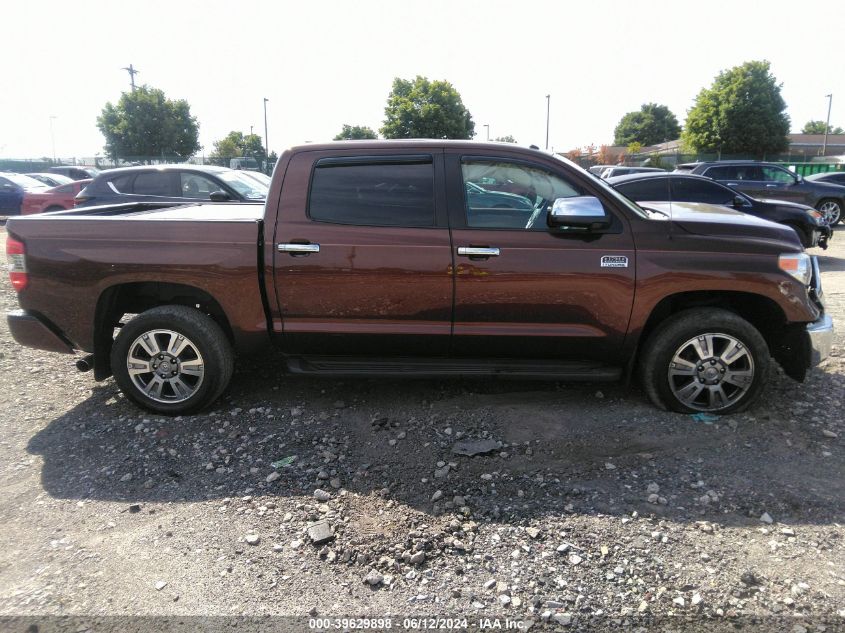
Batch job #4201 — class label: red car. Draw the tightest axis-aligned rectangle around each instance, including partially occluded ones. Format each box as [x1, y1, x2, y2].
[21, 179, 91, 215]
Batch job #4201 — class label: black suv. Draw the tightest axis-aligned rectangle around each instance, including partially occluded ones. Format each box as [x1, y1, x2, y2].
[675, 161, 844, 226]
[607, 172, 831, 249]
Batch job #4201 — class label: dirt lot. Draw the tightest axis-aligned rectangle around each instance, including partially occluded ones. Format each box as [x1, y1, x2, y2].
[0, 225, 843, 632]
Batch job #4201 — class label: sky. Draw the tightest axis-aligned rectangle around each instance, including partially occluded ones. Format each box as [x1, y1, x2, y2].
[2, 0, 844, 161]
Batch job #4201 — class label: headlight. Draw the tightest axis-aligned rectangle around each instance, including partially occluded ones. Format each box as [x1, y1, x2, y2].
[806, 209, 823, 224]
[778, 253, 812, 285]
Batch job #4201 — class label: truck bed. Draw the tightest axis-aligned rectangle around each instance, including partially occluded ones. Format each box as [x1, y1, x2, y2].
[6, 202, 269, 354]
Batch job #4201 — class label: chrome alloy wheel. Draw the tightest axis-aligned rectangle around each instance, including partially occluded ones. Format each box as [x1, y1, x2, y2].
[126, 329, 205, 404]
[818, 200, 842, 225]
[667, 333, 754, 412]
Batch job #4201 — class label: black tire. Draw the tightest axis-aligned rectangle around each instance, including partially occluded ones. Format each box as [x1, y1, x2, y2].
[110, 305, 233, 415]
[815, 198, 842, 226]
[639, 308, 770, 414]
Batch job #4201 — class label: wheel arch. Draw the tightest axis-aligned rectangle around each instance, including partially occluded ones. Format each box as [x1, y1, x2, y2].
[630, 290, 793, 382]
[92, 282, 235, 381]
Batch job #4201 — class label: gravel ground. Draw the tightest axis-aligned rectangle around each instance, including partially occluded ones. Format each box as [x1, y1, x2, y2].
[0, 225, 843, 632]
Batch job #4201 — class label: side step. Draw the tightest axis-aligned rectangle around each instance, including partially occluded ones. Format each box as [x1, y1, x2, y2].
[284, 356, 621, 381]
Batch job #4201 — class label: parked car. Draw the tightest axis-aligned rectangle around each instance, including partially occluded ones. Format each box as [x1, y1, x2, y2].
[25, 173, 74, 187]
[74, 165, 269, 208]
[600, 166, 665, 179]
[675, 161, 845, 226]
[606, 172, 831, 249]
[805, 171, 845, 187]
[465, 181, 534, 218]
[21, 179, 92, 215]
[0, 172, 49, 215]
[5, 141, 831, 416]
[48, 166, 100, 181]
[230, 157, 260, 171]
[588, 164, 616, 176]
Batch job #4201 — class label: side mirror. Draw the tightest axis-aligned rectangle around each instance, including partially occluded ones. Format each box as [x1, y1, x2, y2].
[209, 190, 232, 202]
[547, 196, 610, 230]
[795, 174, 804, 184]
[732, 195, 747, 208]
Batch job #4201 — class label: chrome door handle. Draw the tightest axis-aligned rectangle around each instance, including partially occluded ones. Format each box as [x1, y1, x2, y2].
[278, 243, 320, 254]
[457, 246, 500, 257]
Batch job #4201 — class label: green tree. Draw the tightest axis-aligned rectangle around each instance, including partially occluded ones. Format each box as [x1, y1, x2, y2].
[801, 120, 844, 135]
[613, 103, 681, 146]
[334, 124, 378, 140]
[209, 131, 266, 162]
[381, 76, 474, 140]
[682, 60, 790, 156]
[97, 86, 200, 161]
[493, 135, 517, 143]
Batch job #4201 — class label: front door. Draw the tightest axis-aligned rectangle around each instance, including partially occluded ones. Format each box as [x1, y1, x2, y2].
[446, 153, 636, 363]
[272, 150, 453, 357]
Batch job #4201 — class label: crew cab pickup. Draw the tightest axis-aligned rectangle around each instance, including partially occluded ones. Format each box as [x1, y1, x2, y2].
[5, 141, 834, 415]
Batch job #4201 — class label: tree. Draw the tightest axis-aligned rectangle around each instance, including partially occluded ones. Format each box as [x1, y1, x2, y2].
[381, 76, 474, 140]
[627, 141, 643, 155]
[682, 60, 790, 156]
[209, 131, 266, 163]
[613, 103, 681, 147]
[97, 86, 200, 161]
[334, 124, 378, 140]
[493, 135, 517, 143]
[801, 120, 844, 135]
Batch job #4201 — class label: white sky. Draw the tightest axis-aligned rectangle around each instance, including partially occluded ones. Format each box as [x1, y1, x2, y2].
[1, 0, 843, 160]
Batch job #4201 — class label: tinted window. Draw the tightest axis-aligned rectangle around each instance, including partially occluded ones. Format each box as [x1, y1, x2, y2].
[615, 178, 670, 201]
[703, 166, 737, 180]
[107, 174, 134, 193]
[309, 160, 434, 226]
[461, 159, 580, 230]
[55, 184, 74, 194]
[821, 172, 845, 184]
[132, 172, 174, 196]
[671, 179, 735, 205]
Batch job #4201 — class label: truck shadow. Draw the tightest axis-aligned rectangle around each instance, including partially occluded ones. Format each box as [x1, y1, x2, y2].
[26, 352, 845, 529]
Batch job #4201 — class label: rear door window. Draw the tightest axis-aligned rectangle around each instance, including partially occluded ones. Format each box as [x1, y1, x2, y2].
[671, 179, 736, 205]
[309, 158, 435, 227]
[132, 171, 176, 196]
[615, 178, 670, 201]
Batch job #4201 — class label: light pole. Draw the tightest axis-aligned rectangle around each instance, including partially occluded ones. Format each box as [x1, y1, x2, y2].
[49, 116, 57, 163]
[822, 94, 833, 157]
[545, 95, 550, 150]
[483, 124, 489, 141]
[250, 125, 254, 137]
[263, 98, 269, 161]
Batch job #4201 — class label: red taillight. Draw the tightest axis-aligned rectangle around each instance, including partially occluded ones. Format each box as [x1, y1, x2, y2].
[6, 236, 28, 291]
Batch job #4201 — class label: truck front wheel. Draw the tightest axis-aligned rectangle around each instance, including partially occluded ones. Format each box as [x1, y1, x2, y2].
[640, 309, 770, 414]
[110, 305, 233, 414]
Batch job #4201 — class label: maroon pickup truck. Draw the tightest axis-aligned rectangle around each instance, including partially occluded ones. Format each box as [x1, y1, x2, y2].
[5, 141, 834, 415]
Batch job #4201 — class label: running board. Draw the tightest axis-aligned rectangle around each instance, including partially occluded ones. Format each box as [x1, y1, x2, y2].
[284, 356, 621, 380]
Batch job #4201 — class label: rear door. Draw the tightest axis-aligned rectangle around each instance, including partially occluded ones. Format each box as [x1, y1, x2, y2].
[446, 151, 636, 363]
[271, 149, 453, 357]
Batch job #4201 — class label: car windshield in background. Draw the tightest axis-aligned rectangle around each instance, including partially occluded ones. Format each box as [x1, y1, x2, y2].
[218, 170, 269, 200]
[5, 173, 48, 189]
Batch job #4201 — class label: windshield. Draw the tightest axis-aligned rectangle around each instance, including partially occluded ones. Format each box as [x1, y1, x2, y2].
[217, 170, 269, 200]
[242, 171, 272, 187]
[550, 154, 651, 219]
[3, 173, 48, 189]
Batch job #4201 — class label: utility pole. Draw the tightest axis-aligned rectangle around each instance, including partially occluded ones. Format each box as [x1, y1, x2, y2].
[545, 95, 550, 150]
[49, 116, 57, 163]
[483, 124, 489, 141]
[122, 64, 139, 91]
[250, 125, 254, 137]
[263, 98, 269, 160]
[822, 94, 833, 157]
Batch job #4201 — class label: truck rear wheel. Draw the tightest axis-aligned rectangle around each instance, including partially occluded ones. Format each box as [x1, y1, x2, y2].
[640, 309, 769, 414]
[110, 305, 233, 414]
